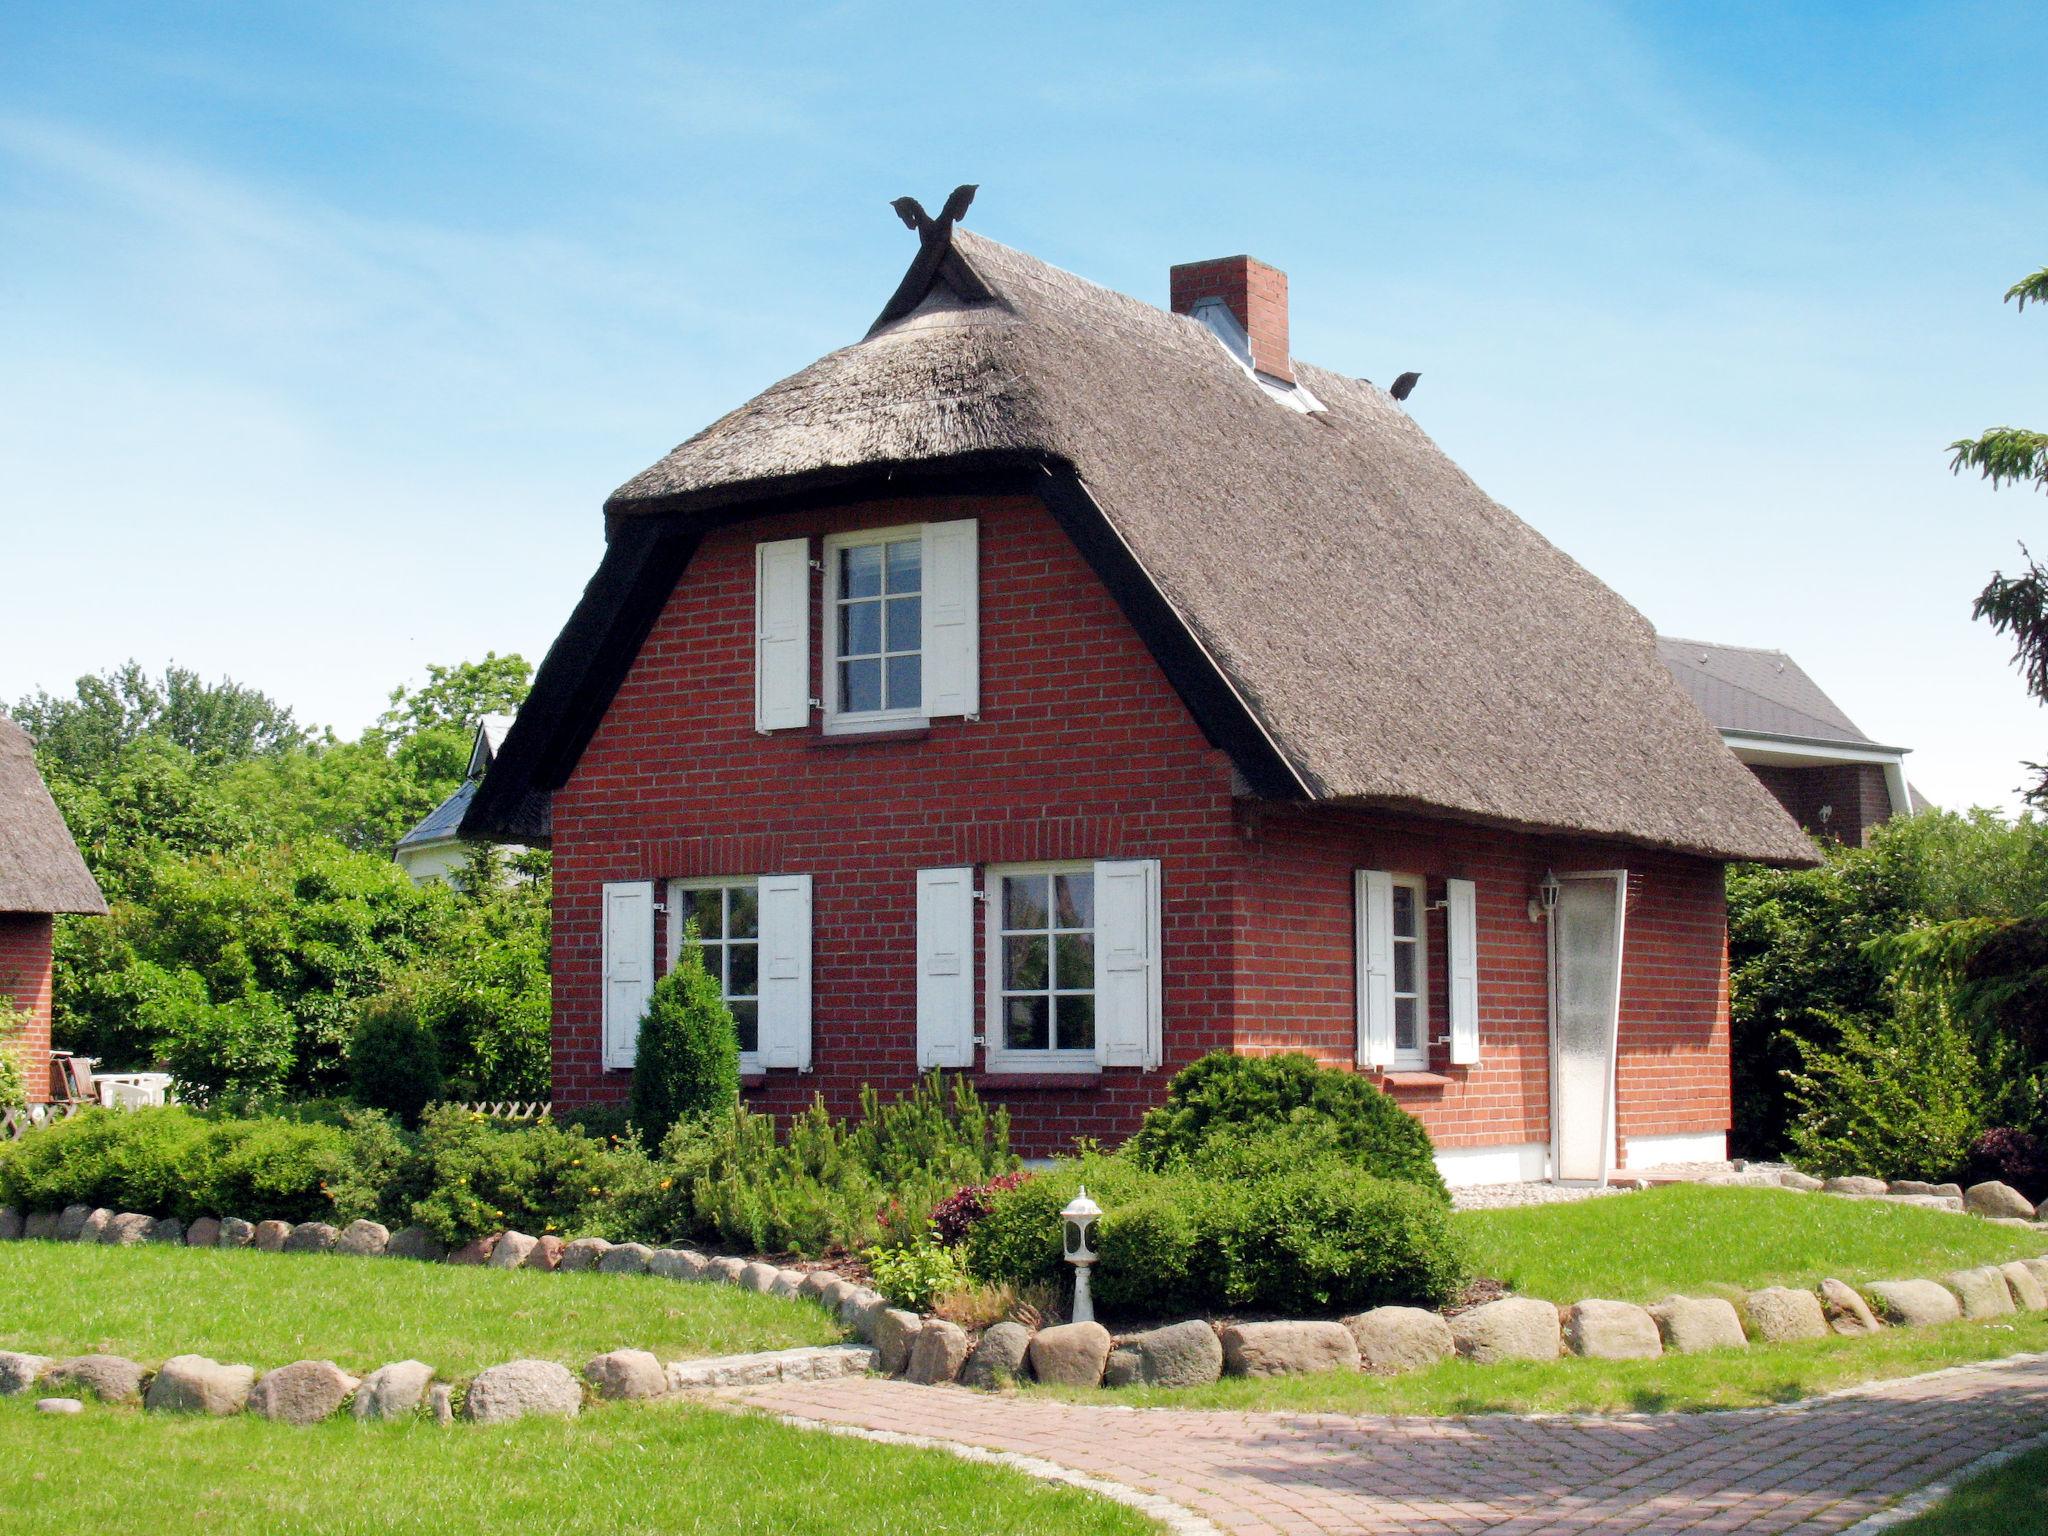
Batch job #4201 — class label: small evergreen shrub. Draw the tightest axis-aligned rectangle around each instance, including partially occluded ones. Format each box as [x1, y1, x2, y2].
[404, 1104, 672, 1245]
[191, 1116, 356, 1224]
[1125, 1050, 1447, 1198]
[630, 941, 741, 1141]
[348, 991, 444, 1126]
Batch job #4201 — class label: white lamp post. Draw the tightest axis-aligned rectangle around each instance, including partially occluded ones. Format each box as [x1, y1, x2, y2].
[1061, 1186, 1101, 1325]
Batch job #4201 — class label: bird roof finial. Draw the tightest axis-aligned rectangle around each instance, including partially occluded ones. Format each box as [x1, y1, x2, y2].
[890, 184, 978, 245]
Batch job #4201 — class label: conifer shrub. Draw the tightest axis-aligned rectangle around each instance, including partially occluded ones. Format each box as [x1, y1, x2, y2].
[629, 936, 740, 1142]
[348, 990, 444, 1126]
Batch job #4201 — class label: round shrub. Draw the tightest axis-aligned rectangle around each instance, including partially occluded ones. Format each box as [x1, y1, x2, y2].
[191, 1117, 355, 1224]
[630, 941, 740, 1141]
[349, 991, 444, 1126]
[0, 1105, 214, 1216]
[1126, 1051, 1447, 1197]
[1233, 1168, 1468, 1313]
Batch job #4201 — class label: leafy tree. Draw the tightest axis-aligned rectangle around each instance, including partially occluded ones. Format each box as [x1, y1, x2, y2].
[1950, 263, 2048, 805]
[378, 653, 530, 742]
[14, 662, 306, 781]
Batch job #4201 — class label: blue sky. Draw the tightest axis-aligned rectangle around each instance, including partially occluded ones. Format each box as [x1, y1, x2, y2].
[1, 2, 2041, 812]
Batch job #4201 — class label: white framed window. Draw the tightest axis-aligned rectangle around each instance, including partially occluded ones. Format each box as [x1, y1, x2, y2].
[1390, 874, 1428, 1069]
[666, 878, 761, 1065]
[984, 863, 1099, 1073]
[823, 524, 925, 731]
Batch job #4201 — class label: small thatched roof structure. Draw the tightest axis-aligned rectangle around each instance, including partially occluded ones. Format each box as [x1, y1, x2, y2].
[470, 221, 1813, 866]
[0, 715, 107, 916]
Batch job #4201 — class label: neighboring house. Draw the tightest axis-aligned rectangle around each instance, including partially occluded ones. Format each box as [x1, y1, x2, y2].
[395, 715, 521, 884]
[466, 212, 1814, 1184]
[0, 714, 106, 1103]
[1657, 638, 1915, 847]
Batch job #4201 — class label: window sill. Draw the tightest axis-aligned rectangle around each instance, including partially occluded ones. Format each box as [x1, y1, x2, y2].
[807, 726, 930, 748]
[1380, 1070, 1452, 1090]
[971, 1072, 1103, 1093]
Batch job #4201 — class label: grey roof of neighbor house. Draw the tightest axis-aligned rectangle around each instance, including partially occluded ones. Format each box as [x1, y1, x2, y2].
[473, 222, 1816, 866]
[1655, 638, 1900, 750]
[397, 715, 513, 852]
[0, 714, 108, 916]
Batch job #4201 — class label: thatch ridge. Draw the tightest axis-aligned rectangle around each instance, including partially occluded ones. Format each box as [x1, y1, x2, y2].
[595, 226, 1812, 866]
[0, 715, 107, 916]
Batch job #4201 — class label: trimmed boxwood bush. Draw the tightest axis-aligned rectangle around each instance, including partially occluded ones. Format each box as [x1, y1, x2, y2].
[630, 939, 741, 1141]
[1125, 1050, 1447, 1198]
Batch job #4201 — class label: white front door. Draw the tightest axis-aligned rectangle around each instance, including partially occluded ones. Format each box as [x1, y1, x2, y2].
[1549, 872, 1627, 1184]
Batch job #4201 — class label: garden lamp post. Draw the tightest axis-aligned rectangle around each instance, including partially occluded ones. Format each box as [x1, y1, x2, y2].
[1061, 1186, 1101, 1325]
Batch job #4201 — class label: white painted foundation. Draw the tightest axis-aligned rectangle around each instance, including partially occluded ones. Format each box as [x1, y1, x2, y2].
[1432, 1141, 1550, 1187]
[1622, 1131, 1728, 1170]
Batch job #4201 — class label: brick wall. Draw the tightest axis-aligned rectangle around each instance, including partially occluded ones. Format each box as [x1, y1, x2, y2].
[1748, 762, 1893, 846]
[0, 914, 54, 1104]
[550, 489, 1735, 1160]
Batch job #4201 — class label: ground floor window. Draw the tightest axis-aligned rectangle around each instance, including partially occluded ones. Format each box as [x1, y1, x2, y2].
[667, 878, 760, 1059]
[987, 864, 1097, 1068]
[1390, 873, 1428, 1069]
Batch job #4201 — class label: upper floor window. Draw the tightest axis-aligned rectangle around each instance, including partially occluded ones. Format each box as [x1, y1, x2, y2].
[831, 529, 923, 719]
[667, 878, 760, 1060]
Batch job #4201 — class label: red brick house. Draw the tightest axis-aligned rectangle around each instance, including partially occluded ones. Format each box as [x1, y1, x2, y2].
[467, 206, 1815, 1184]
[0, 715, 106, 1103]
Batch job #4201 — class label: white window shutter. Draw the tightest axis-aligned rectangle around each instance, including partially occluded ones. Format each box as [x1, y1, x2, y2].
[601, 880, 656, 1070]
[915, 867, 976, 1068]
[1446, 877, 1480, 1065]
[921, 519, 979, 719]
[756, 874, 813, 1069]
[755, 538, 811, 731]
[1356, 870, 1395, 1068]
[1094, 859, 1161, 1068]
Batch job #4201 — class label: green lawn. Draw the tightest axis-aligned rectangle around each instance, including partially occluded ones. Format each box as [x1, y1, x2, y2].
[0, 1396, 1154, 1536]
[0, 1241, 839, 1378]
[1039, 1312, 2048, 1415]
[1456, 1185, 2048, 1303]
[1892, 1444, 2048, 1535]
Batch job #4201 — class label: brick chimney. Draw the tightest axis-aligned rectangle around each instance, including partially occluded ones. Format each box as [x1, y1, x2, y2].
[1169, 255, 1292, 383]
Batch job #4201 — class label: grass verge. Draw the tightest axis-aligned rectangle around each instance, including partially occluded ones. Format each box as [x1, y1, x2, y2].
[1892, 1443, 2048, 1535]
[0, 1396, 1155, 1536]
[1455, 1185, 2048, 1303]
[0, 1241, 839, 1377]
[1034, 1313, 2048, 1415]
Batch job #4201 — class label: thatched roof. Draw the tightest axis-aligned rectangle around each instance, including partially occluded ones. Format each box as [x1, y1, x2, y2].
[474, 225, 1814, 866]
[0, 715, 107, 916]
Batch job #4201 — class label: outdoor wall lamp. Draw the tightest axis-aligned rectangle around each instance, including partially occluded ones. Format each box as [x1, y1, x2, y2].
[1529, 871, 1561, 924]
[1061, 1187, 1101, 1325]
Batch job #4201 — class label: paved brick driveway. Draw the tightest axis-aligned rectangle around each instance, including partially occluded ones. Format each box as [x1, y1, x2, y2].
[728, 1353, 2048, 1535]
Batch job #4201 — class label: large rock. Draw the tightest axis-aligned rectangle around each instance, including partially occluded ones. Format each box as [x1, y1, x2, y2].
[145, 1355, 255, 1415]
[334, 1220, 390, 1258]
[597, 1242, 654, 1275]
[1744, 1287, 1829, 1343]
[1343, 1307, 1455, 1375]
[354, 1360, 435, 1420]
[906, 1320, 972, 1385]
[1889, 1179, 1951, 1197]
[489, 1231, 540, 1270]
[556, 1237, 611, 1272]
[1563, 1299, 1663, 1360]
[1104, 1320, 1224, 1388]
[2021, 1257, 2048, 1291]
[465, 1359, 582, 1423]
[249, 1360, 359, 1424]
[23, 1210, 60, 1241]
[1221, 1320, 1360, 1378]
[79, 1208, 114, 1243]
[704, 1255, 748, 1284]
[445, 1233, 500, 1265]
[216, 1217, 255, 1248]
[818, 1277, 858, 1312]
[797, 1271, 837, 1303]
[1824, 1176, 1889, 1198]
[526, 1235, 564, 1270]
[1866, 1279, 1963, 1327]
[185, 1216, 222, 1248]
[0, 1206, 20, 1240]
[585, 1349, 667, 1400]
[873, 1308, 923, 1376]
[100, 1212, 157, 1246]
[0, 1352, 52, 1395]
[54, 1204, 95, 1241]
[36, 1398, 82, 1415]
[840, 1289, 888, 1337]
[768, 1269, 806, 1301]
[44, 1355, 146, 1404]
[1965, 1182, 2038, 1220]
[147, 1217, 185, 1246]
[1777, 1170, 1824, 1192]
[960, 1321, 1033, 1389]
[649, 1248, 708, 1282]
[253, 1219, 292, 1252]
[2003, 1262, 2048, 1311]
[1944, 1266, 2017, 1319]
[1028, 1321, 1114, 1386]
[1647, 1295, 1748, 1353]
[1450, 1297, 1562, 1363]
[1887, 1194, 1965, 1213]
[736, 1260, 780, 1292]
[283, 1222, 340, 1254]
[386, 1226, 447, 1262]
[1818, 1279, 1882, 1336]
